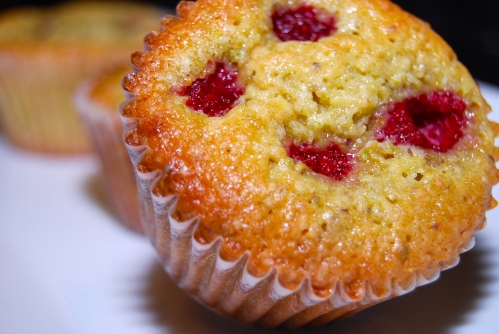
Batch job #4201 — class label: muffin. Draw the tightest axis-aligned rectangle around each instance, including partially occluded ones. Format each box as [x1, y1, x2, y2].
[0, 1, 165, 154]
[76, 66, 142, 233]
[121, 0, 499, 327]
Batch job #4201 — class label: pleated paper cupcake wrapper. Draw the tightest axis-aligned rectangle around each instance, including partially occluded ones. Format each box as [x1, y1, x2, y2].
[0, 47, 134, 154]
[75, 80, 142, 233]
[120, 98, 473, 328]
[0, 50, 89, 153]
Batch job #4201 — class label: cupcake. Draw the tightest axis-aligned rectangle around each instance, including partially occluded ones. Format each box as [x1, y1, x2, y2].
[0, 1, 166, 154]
[121, 0, 499, 328]
[76, 66, 142, 233]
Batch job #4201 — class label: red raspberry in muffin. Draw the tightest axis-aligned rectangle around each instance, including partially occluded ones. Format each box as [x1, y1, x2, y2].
[272, 5, 337, 42]
[288, 141, 353, 180]
[377, 91, 467, 152]
[180, 61, 244, 117]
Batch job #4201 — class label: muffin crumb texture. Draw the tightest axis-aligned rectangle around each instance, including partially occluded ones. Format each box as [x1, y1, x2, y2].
[122, 0, 499, 326]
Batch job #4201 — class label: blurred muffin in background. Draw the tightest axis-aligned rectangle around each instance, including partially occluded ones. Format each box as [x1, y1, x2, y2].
[0, 1, 165, 154]
[75, 66, 142, 233]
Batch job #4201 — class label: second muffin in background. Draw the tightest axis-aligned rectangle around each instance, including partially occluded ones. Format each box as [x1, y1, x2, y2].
[0, 1, 167, 154]
[75, 66, 143, 233]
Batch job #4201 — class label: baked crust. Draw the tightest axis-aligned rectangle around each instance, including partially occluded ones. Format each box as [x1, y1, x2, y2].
[122, 0, 498, 301]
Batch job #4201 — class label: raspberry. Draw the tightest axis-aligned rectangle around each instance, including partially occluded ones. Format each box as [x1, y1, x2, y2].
[272, 5, 337, 42]
[377, 91, 467, 152]
[289, 142, 353, 180]
[180, 61, 244, 117]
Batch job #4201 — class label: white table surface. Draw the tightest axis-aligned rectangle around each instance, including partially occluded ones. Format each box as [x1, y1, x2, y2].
[1, 82, 499, 334]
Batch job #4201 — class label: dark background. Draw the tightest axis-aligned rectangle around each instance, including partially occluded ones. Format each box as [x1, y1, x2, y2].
[393, 0, 499, 86]
[1, 0, 498, 86]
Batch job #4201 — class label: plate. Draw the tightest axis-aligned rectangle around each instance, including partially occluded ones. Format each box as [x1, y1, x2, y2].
[1, 83, 499, 334]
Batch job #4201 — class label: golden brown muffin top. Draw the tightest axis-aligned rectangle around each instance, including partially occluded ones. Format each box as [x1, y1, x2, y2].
[87, 66, 130, 111]
[122, 0, 498, 298]
[0, 1, 164, 47]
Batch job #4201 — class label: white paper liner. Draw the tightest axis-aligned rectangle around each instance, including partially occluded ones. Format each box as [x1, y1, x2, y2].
[75, 77, 142, 232]
[120, 91, 478, 327]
